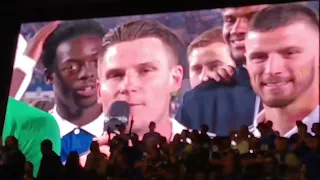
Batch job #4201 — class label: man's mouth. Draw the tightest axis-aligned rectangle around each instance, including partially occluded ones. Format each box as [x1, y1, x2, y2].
[262, 81, 291, 89]
[129, 103, 144, 107]
[77, 86, 96, 97]
[231, 40, 245, 48]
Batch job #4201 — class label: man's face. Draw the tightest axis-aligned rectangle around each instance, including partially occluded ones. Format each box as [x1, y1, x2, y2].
[149, 123, 156, 131]
[188, 42, 234, 88]
[50, 35, 102, 109]
[222, 5, 269, 63]
[97, 37, 183, 132]
[246, 22, 319, 107]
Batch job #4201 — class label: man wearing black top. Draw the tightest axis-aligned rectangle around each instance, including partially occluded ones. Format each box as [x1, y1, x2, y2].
[175, 5, 269, 136]
[0, 136, 26, 180]
[142, 122, 162, 145]
[37, 139, 62, 180]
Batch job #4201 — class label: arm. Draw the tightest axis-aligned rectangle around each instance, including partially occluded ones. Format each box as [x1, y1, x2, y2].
[10, 22, 60, 100]
[10, 34, 36, 100]
[10, 54, 36, 100]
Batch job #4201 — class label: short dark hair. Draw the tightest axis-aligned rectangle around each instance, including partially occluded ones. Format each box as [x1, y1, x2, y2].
[248, 4, 319, 33]
[149, 121, 156, 126]
[41, 139, 53, 149]
[187, 28, 225, 56]
[99, 20, 187, 72]
[41, 20, 105, 70]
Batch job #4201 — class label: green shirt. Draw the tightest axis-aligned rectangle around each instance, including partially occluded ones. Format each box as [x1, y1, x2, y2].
[2, 97, 61, 177]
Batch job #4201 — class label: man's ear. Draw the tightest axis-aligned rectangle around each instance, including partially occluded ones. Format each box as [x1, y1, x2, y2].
[169, 65, 183, 94]
[44, 69, 53, 85]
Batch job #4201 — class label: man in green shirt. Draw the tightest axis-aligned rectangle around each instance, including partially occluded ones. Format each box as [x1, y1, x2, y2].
[2, 97, 61, 177]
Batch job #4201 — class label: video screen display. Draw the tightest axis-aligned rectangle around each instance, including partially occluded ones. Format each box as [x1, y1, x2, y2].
[2, 1, 319, 177]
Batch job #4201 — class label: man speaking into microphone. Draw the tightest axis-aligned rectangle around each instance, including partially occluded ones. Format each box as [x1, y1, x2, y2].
[96, 20, 187, 143]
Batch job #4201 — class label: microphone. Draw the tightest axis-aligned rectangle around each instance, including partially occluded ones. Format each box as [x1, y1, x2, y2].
[103, 101, 130, 135]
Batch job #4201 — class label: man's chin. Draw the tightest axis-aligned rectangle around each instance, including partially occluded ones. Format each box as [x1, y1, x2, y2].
[230, 50, 246, 64]
[75, 96, 98, 108]
[263, 97, 294, 108]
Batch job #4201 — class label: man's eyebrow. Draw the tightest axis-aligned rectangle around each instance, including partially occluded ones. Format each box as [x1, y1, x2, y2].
[248, 51, 268, 59]
[205, 60, 223, 66]
[104, 68, 124, 78]
[135, 61, 156, 68]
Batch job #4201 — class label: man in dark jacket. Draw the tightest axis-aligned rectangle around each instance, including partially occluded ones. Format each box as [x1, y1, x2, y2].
[38, 139, 62, 180]
[176, 5, 268, 136]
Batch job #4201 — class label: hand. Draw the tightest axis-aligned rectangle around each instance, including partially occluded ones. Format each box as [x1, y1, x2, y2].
[206, 64, 235, 82]
[93, 133, 116, 154]
[24, 21, 60, 61]
[30, 100, 54, 112]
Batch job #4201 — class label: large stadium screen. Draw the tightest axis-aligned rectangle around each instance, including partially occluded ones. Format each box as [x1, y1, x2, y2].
[2, 0, 319, 176]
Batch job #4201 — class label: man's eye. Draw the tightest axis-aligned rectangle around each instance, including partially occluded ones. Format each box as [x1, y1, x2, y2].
[191, 66, 202, 74]
[207, 65, 219, 71]
[107, 73, 123, 79]
[224, 16, 235, 24]
[65, 64, 78, 71]
[283, 50, 300, 58]
[140, 68, 151, 74]
[139, 67, 155, 75]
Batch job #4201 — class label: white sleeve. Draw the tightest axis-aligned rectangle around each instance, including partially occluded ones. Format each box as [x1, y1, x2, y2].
[12, 34, 36, 100]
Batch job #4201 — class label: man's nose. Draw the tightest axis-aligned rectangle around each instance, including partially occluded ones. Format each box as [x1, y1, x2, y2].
[230, 17, 248, 35]
[78, 63, 97, 80]
[264, 53, 286, 75]
[200, 70, 208, 82]
[119, 72, 139, 94]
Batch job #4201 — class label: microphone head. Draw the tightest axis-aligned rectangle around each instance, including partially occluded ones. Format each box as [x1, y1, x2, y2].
[104, 101, 130, 132]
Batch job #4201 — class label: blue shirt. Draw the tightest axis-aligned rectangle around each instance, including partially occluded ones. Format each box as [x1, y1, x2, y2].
[49, 106, 105, 162]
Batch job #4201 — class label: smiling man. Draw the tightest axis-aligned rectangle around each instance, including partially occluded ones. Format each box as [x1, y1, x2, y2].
[187, 28, 235, 88]
[245, 4, 319, 137]
[40, 20, 105, 162]
[96, 20, 186, 141]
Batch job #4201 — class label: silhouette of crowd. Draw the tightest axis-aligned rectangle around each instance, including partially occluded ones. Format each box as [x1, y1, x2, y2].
[1, 121, 320, 180]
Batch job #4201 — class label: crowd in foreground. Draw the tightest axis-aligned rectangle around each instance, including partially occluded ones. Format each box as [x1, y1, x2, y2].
[1, 121, 320, 180]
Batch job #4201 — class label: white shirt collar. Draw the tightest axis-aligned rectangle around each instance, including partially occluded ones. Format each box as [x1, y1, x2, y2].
[251, 106, 319, 138]
[49, 105, 105, 138]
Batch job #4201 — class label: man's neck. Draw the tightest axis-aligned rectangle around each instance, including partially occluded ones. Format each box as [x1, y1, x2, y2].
[234, 57, 246, 67]
[55, 102, 102, 127]
[264, 101, 318, 136]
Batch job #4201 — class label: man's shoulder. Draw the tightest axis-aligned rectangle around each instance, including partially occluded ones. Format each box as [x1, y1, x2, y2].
[7, 98, 55, 119]
[183, 80, 237, 101]
[181, 82, 216, 104]
[189, 80, 221, 95]
[6, 98, 57, 130]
